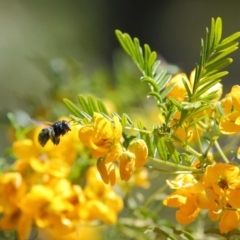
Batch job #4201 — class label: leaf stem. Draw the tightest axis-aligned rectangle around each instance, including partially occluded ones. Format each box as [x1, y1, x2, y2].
[214, 140, 229, 163]
[148, 156, 198, 171]
[145, 164, 203, 174]
[124, 126, 152, 134]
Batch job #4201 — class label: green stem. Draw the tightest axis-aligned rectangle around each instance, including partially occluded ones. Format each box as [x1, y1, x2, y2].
[148, 156, 198, 171]
[124, 126, 152, 134]
[171, 135, 202, 159]
[214, 140, 229, 163]
[145, 164, 203, 174]
[183, 144, 202, 159]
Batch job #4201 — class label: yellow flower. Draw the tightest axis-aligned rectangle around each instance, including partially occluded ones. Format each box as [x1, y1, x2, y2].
[18, 179, 85, 235]
[221, 93, 233, 115]
[203, 163, 240, 198]
[164, 174, 212, 225]
[82, 166, 123, 223]
[220, 85, 240, 135]
[167, 69, 222, 102]
[78, 113, 123, 161]
[202, 162, 240, 232]
[13, 139, 38, 159]
[0, 172, 32, 240]
[189, 69, 222, 101]
[0, 172, 27, 214]
[163, 189, 200, 224]
[39, 224, 104, 240]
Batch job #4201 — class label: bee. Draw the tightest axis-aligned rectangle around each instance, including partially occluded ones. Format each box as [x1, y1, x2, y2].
[37, 120, 71, 147]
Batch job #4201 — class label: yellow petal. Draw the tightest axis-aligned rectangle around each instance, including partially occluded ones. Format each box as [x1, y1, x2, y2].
[231, 85, 240, 112]
[220, 112, 240, 135]
[97, 159, 116, 185]
[219, 210, 239, 233]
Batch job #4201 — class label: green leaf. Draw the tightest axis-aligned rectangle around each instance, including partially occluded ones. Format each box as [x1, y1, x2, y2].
[147, 92, 162, 103]
[152, 60, 161, 75]
[188, 114, 208, 126]
[192, 79, 221, 100]
[141, 133, 154, 157]
[154, 70, 167, 85]
[121, 114, 128, 127]
[208, 18, 216, 54]
[169, 97, 183, 111]
[154, 136, 168, 160]
[77, 95, 91, 114]
[221, 32, 240, 44]
[133, 38, 144, 68]
[148, 51, 157, 74]
[160, 83, 176, 99]
[158, 74, 172, 91]
[172, 228, 195, 240]
[205, 59, 231, 75]
[182, 101, 201, 110]
[63, 98, 84, 118]
[214, 17, 222, 47]
[216, 40, 239, 52]
[97, 99, 109, 116]
[87, 95, 98, 114]
[141, 76, 159, 92]
[165, 141, 180, 163]
[197, 71, 227, 86]
[207, 45, 238, 66]
[182, 77, 192, 99]
[115, 30, 131, 55]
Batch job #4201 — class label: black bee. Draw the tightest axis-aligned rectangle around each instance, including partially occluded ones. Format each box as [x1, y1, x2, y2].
[37, 120, 71, 147]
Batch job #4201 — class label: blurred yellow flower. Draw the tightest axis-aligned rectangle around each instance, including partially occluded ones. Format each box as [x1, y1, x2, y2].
[166, 73, 189, 102]
[82, 166, 123, 223]
[220, 85, 240, 135]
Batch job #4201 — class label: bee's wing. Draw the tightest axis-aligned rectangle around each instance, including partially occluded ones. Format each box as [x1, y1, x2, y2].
[30, 118, 52, 127]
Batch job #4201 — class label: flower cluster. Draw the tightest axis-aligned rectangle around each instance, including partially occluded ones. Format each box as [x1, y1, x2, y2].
[220, 85, 240, 135]
[166, 70, 223, 142]
[78, 112, 148, 185]
[163, 162, 240, 233]
[0, 118, 123, 240]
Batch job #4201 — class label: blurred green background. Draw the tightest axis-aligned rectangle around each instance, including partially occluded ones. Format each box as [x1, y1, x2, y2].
[1, 1, 240, 154]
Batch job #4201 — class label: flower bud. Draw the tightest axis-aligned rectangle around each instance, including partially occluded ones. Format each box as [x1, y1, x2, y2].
[119, 151, 135, 181]
[97, 159, 116, 185]
[128, 139, 148, 168]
